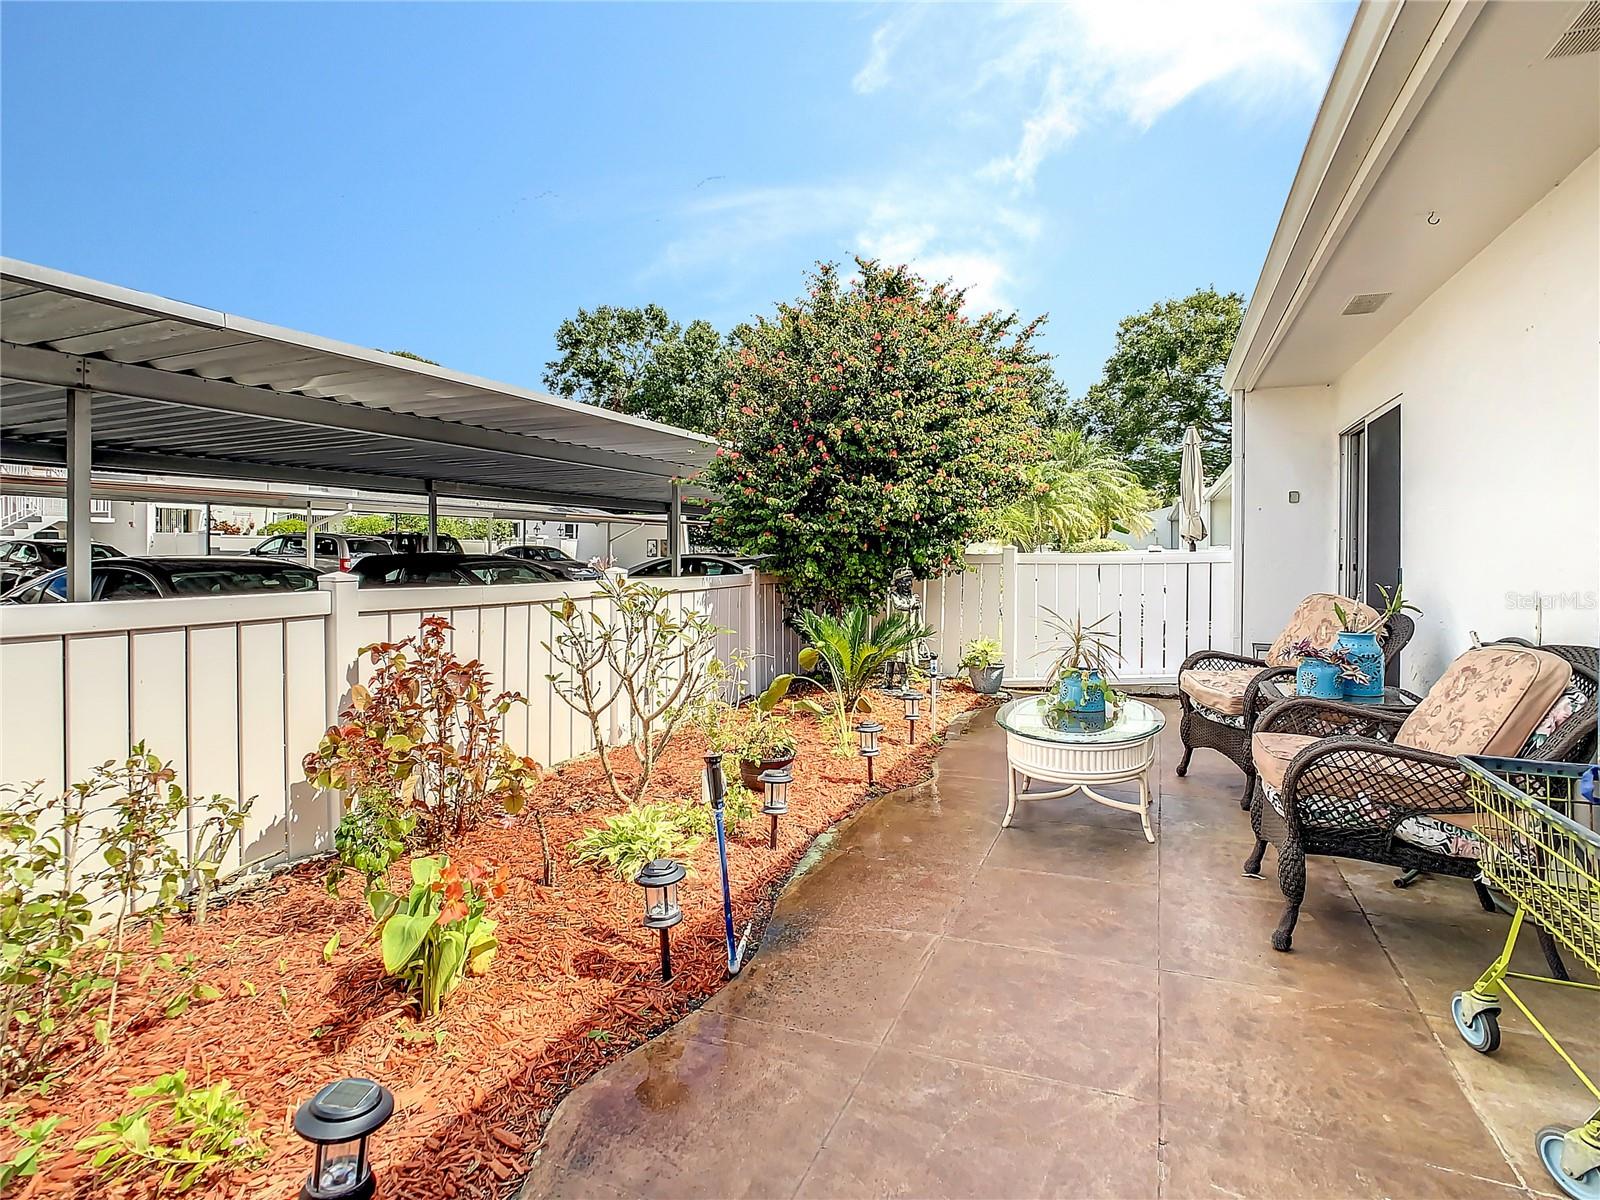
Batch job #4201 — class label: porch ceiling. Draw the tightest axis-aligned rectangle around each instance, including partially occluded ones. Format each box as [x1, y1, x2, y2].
[1229, 0, 1600, 392]
[0, 259, 716, 513]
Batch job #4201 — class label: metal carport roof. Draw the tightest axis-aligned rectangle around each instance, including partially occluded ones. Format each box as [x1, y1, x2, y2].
[0, 259, 716, 513]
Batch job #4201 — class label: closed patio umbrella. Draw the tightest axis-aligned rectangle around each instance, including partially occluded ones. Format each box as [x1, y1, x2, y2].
[1178, 425, 1207, 551]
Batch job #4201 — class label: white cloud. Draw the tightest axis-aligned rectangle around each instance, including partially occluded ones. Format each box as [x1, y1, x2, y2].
[852, 8, 926, 94]
[857, 1, 1344, 188]
[650, 177, 1035, 314]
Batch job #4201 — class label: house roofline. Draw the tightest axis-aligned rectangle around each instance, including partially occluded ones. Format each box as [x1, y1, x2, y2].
[1224, 0, 1486, 394]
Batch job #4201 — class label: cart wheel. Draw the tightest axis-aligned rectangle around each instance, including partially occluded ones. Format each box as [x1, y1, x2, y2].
[1537, 1127, 1600, 1199]
[1451, 992, 1500, 1053]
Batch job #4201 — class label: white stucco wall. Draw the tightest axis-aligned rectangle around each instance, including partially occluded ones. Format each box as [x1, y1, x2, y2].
[1241, 149, 1600, 690]
[1236, 384, 1341, 657]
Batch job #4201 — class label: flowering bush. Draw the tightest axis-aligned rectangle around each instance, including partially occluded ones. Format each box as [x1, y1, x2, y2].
[705, 258, 1049, 612]
[304, 617, 545, 852]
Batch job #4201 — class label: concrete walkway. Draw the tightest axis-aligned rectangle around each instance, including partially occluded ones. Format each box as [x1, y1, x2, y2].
[522, 701, 1594, 1199]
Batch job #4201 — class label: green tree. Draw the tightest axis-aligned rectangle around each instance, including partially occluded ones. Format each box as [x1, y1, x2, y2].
[706, 258, 1046, 612]
[988, 429, 1154, 550]
[543, 305, 726, 434]
[1073, 287, 1242, 498]
[340, 513, 515, 543]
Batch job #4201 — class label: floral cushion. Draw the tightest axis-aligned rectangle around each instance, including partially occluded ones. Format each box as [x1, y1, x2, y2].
[1258, 780, 1490, 860]
[1519, 683, 1587, 757]
[1179, 667, 1260, 717]
[1396, 646, 1572, 757]
[1251, 732, 1318, 791]
[1191, 700, 1247, 730]
[1265, 593, 1381, 668]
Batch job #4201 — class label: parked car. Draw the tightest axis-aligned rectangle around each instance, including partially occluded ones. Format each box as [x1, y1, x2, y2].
[2, 557, 322, 603]
[250, 532, 395, 573]
[626, 554, 753, 578]
[0, 538, 124, 592]
[499, 544, 602, 581]
[382, 531, 466, 556]
[347, 553, 561, 588]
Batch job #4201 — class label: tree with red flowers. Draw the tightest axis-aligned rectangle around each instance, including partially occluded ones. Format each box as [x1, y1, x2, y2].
[705, 258, 1048, 612]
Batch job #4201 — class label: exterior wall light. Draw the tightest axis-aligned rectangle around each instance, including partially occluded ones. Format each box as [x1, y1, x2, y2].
[294, 1077, 395, 1200]
[759, 766, 792, 849]
[855, 720, 883, 785]
[635, 857, 686, 981]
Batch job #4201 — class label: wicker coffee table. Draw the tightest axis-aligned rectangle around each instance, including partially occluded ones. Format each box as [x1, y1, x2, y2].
[996, 696, 1166, 842]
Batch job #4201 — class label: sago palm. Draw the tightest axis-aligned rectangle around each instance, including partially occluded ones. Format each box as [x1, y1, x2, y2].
[795, 607, 929, 747]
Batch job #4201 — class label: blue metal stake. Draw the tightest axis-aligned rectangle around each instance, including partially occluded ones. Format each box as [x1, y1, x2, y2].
[704, 753, 740, 975]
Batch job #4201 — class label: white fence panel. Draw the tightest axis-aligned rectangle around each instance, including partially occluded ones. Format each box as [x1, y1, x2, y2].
[917, 549, 1233, 685]
[0, 592, 333, 881]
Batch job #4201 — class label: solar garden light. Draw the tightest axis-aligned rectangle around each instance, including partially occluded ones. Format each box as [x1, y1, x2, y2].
[635, 857, 686, 982]
[855, 720, 883, 786]
[900, 689, 926, 744]
[293, 1077, 395, 1200]
[759, 765, 792, 850]
[927, 654, 940, 725]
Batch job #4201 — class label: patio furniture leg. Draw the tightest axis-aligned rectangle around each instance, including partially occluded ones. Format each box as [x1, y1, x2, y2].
[1243, 839, 1267, 879]
[1473, 879, 1497, 913]
[1537, 926, 1572, 982]
[1393, 868, 1423, 888]
[1176, 744, 1193, 777]
[1003, 767, 1018, 829]
[1138, 774, 1154, 844]
[1272, 844, 1306, 952]
[1238, 769, 1255, 810]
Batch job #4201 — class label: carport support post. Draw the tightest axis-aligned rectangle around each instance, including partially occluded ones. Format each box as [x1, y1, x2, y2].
[66, 388, 92, 602]
[426, 480, 438, 552]
[668, 480, 683, 576]
[304, 502, 315, 566]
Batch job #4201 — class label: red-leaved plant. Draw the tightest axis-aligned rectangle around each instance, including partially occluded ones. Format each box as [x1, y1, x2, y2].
[304, 616, 545, 852]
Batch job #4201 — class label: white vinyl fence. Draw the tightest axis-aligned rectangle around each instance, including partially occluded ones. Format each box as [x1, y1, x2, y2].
[917, 547, 1234, 686]
[0, 572, 801, 880]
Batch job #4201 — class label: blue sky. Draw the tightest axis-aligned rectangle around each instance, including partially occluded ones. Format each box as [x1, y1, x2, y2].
[1, 1, 1352, 402]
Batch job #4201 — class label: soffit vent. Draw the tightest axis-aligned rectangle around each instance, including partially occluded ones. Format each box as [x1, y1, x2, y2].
[1341, 292, 1392, 316]
[1549, 2, 1600, 58]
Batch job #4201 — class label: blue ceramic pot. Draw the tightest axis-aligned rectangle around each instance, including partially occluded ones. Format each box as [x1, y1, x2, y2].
[1058, 669, 1106, 714]
[1296, 658, 1343, 699]
[1336, 630, 1384, 702]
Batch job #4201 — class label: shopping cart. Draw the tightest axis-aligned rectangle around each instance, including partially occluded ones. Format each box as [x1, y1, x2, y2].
[1455, 755, 1600, 1199]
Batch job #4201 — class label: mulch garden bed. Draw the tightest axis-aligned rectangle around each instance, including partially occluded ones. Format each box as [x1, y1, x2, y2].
[10, 685, 993, 1200]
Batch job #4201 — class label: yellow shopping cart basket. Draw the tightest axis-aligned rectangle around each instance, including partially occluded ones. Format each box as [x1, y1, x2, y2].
[1457, 755, 1600, 1199]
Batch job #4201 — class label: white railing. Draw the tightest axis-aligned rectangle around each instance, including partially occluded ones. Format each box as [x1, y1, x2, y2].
[0, 571, 802, 880]
[916, 547, 1234, 685]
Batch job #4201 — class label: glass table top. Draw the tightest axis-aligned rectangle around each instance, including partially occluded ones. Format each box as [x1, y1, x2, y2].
[996, 695, 1166, 745]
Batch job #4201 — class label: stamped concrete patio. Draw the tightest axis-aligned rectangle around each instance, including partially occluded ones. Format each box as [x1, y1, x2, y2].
[521, 700, 1595, 1199]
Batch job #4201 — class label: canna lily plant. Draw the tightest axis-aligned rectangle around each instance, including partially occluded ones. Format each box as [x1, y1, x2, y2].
[374, 855, 507, 1017]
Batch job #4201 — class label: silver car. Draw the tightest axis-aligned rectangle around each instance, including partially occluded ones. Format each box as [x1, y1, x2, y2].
[249, 532, 395, 573]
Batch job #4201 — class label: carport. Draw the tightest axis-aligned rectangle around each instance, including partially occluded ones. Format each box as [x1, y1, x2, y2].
[0, 259, 714, 597]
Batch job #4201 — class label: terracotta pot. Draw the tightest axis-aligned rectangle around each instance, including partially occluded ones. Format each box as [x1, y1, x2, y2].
[739, 749, 796, 791]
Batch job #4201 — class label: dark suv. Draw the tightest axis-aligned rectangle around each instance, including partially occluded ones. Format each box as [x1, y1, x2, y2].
[3, 557, 322, 602]
[0, 538, 123, 592]
[347, 553, 561, 588]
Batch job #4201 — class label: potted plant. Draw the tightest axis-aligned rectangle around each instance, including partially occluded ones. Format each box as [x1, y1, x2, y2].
[725, 709, 799, 790]
[1041, 609, 1119, 715]
[1332, 584, 1420, 701]
[1288, 638, 1370, 700]
[959, 637, 1006, 694]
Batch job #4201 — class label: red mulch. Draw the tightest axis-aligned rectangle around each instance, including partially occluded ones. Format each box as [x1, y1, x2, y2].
[9, 686, 992, 1200]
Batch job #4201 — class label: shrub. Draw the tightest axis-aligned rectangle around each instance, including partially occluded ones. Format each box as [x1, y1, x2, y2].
[958, 637, 1003, 669]
[674, 783, 758, 839]
[715, 708, 797, 766]
[572, 804, 702, 882]
[1067, 538, 1130, 554]
[304, 616, 545, 852]
[705, 258, 1049, 612]
[373, 856, 506, 1017]
[0, 783, 102, 1091]
[325, 794, 416, 914]
[75, 1069, 265, 1193]
[546, 574, 728, 806]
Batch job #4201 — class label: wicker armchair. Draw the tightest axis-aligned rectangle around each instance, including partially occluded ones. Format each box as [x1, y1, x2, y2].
[1243, 641, 1597, 952]
[1176, 593, 1415, 807]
